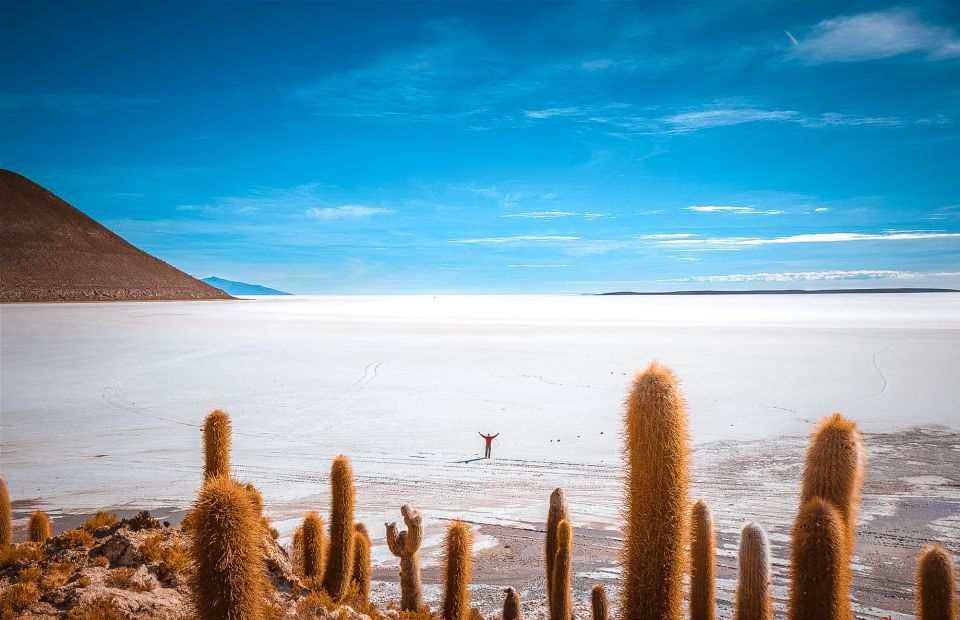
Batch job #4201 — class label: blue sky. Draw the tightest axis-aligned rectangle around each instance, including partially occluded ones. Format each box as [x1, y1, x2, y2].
[2, 1, 959, 293]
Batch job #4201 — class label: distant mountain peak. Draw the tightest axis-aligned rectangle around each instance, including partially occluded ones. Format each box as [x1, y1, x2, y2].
[202, 277, 291, 296]
[0, 169, 232, 302]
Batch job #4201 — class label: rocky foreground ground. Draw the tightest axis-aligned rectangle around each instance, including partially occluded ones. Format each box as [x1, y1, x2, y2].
[0, 511, 386, 619]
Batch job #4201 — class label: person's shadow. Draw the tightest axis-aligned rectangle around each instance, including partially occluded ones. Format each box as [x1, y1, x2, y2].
[458, 456, 486, 464]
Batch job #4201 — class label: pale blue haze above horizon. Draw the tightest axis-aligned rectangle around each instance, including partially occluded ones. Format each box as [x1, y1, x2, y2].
[2, 0, 959, 293]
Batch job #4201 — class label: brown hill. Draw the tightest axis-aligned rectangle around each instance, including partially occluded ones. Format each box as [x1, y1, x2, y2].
[0, 169, 232, 302]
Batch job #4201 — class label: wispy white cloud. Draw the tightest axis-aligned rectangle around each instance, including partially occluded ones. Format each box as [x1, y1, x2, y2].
[636, 233, 699, 240]
[659, 231, 960, 246]
[814, 207, 830, 213]
[456, 235, 581, 245]
[666, 269, 957, 283]
[306, 205, 392, 220]
[664, 109, 799, 132]
[502, 210, 575, 219]
[0, 92, 161, 113]
[524, 108, 581, 119]
[793, 9, 960, 63]
[686, 205, 784, 215]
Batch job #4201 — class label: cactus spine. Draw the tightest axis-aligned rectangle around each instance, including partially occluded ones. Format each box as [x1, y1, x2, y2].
[386, 503, 425, 611]
[916, 544, 957, 620]
[503, 586, 521, 620]
[592, 585, 609, 620]
[733, 522, 773, 620]
[441, 520, 473, 620]
[189, 476, 265, 620]
[546, 487, 569, 616]
[322, 455, 356, 601]
[203, 409, 232, 480]
[550, 519, 573, 620]
[352, 523, 372, 605]
[620, 362, 691, 620]
[799, 412, 865, 617]
[788, 497, 845, 620]
[0, 477, 11, 549]
[28, 511, 52, 544]
[690, 499, 716, 620]
[302, 511, 327, 581]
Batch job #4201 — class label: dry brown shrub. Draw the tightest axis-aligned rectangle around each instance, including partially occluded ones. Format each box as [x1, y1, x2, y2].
[65, 596, 125, 620]
[82, 511, 119, 531]
[106, 566, 153, 592]
[59, 529, 95, 549]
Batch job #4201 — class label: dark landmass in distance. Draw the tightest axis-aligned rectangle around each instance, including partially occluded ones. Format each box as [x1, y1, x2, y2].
[202, 277, 291, 296]
[597, 288, 959, 296]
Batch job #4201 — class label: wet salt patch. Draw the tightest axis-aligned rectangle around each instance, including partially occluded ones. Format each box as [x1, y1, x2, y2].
[575, 567, 620, 580]
[902, 475, 952, 486]
[929, 513, 960, 539]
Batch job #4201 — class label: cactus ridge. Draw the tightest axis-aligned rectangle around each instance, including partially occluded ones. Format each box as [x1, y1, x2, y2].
[323, 455, 357, 602]
[546, 487, 569, 614]
[619, 361, 691, 620]
[0, 478, 12, 549]
[789, 497, 845, 620]
[28, 511, 52, 544]
[188, 476, 266, 620]
[441, 520, 473, 620]
[733, 521, 773, 620]
[592, 584, 609, 620]
[916, 544, 957, 620]
[690, 499, 716, 620]
[202, 409, 232, 480]
[550, 519, 574, 620]
[302, 511, 327, 581]
[503, 587, 522, 620]
[352, 522, 372, 605]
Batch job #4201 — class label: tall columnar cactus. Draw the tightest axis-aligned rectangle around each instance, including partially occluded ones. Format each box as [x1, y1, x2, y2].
[620, 362, 691, 620]
[550, 519, 574, 620]
[690, 499, 716, 620]
[203, 409, 232, 480]
[189, 476, 265, 620]
[441, 520, 473, 620]
[28, 511, 52, 544]
[916, 544, 957, 620]
[0, 477, 11, 549]
[733, 521, 773, 620]
[352, 523, 372, 605]
[546, 487, 569, 616]
[789, 497, 845, 620]
[302, 511, 327, 581]
[503, 587, 521, 620]
[386, 503, 425, 611]
[323, 455, 356, 601]
[800, 411, 865, 615]
[592, 585, 609, 620]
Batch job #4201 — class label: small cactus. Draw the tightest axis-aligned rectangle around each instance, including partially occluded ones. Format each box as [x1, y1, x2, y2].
[302, 511, 327, 581]
[620, 362, 690, 620]
[188, 476, 265, 619]
[690, 499, 716, 620]
[0, 477, 11, 549]
[592, 585, 609, 620]
[28, 511, 52, 544]
[203, 409, 232, 480]
[916, 544, 957, 620]
[352, 523, 372, 605]
[386, 503, 425, 611]
[441, 520, 473, 620]
[503, 586, 521, 620]
[733, 522, 773, 620]
[550, 519, 573, 620]
[788, 497, 844, 620]
[322, 455, 356, 602]
[546, 488, 569, 616]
